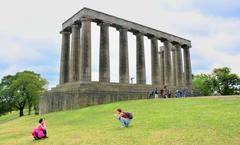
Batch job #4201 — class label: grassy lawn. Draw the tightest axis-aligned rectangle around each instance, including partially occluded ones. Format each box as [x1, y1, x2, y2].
[0, 96, 240, 145]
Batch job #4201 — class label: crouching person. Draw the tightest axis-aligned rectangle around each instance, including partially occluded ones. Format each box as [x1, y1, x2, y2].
[115, 108, 133, 128]
[32, 118, 48, 140]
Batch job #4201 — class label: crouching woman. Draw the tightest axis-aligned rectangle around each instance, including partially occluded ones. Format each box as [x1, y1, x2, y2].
[32, 118, 48, 140]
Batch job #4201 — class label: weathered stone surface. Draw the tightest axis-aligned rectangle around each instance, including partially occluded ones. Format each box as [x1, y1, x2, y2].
[175, 43, 183, 87]
[135, 32, 146, 84]
[79, 17, 91, 81]
[118, 28, 129, 84]
[69, 24, 80, 82]
[159, 46, 164, 85]
[99, 22, 110, 82]
[62, 8, 191, 46]
[163, 40, 172, 86]
[40, 82, 186, 114]
[150, 37, 161, 85]
[171, 46, 176, 86]
[183, 45, 192, 90]
[59, 31, 70, 84]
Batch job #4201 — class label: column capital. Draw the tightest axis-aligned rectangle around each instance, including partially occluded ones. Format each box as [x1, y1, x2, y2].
[80, 16, 92, 22]
[147, 34, 157, 40]
[160, 37, 169, 42]
[182, 44, 191, 49]
[133, 30, 144, 36]
[71, 24, 80, 28]
[97, 20, 111, 26]
[171, 41, 182, 46]
[116, 26, 128, 31]
[174, 43, 182, 49]
[60, 30, 71, 34]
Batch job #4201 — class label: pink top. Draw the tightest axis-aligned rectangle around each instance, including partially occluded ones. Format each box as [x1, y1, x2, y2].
[38, 123, 46, 131]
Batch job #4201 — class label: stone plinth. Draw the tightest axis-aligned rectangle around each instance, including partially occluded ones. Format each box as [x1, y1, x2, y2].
[40, 82, 160, 114]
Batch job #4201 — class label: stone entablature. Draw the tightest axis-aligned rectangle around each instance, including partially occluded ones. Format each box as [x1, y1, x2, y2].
[62, 8, 191, 46]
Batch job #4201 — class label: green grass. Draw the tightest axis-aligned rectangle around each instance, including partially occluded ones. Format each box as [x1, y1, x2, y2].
[0, 96, 240, 145]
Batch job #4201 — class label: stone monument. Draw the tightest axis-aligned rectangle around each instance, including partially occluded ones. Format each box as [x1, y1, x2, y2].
[39, 8, 192, 114]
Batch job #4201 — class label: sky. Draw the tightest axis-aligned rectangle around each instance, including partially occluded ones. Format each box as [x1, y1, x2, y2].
[0, 0, 240, 88]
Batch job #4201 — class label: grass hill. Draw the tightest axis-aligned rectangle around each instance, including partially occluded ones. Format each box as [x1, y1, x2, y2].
[0, 96, 240, 145]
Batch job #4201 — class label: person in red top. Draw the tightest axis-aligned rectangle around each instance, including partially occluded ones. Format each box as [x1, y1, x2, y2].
[114, 108, 132, 128]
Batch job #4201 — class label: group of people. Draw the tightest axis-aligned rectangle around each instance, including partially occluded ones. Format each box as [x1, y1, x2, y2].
[175, 89, 187, 98]
[149, 86, 171, 99]
[149, 86, 187, 99]
[32, 108, 133, 140]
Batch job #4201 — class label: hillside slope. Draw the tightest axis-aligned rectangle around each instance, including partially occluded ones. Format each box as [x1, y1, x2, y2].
[0, 96, 240, 145]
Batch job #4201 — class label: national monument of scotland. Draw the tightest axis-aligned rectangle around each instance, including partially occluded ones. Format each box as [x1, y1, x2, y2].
[39, 8, 192, 114]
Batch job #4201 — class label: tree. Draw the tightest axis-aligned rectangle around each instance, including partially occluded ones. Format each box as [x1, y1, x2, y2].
[211, 67, 240, 95]
[0, 75, 15, 116]
[0, 71, 47, 117]
[192, 67, 240, 96]
[192, 74, 212, 96]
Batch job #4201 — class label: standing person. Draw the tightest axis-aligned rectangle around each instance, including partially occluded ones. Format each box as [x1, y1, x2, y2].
[182, 89, 187, 97]
[160, 89, 164, 98]
[176, 90, 180, 98]
[32, 118, 48, 140]
[154, 88, 159, 99]
[148, 90, 154, 99]
[179, 89, 183, 98]
[114, 108, 133, 128]
[168, 90, 172, 98]
[163, 86, 168, 98]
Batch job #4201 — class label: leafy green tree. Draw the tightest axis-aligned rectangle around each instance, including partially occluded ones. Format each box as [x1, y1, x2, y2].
[192, 74, 212, 96]
[0, 75, 15, 116]
[192, 67, 240, 96]
[211, 67, 240, 95]
[0, 71, 47, 117]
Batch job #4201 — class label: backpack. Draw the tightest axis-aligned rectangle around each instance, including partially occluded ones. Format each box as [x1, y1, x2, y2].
[124, 112, 133, 119]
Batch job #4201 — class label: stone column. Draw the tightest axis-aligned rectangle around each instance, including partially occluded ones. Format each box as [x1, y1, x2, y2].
[69, 24, 80, 82]
[172, 46, 176, 86]
[79, 17, 91, 81]
[162, 40, 172, 86]
[118, 27, 129, 84]
[99, 22, 110, 82]
[59, 30, 70, 84]
[175, 43, 183, 87]
[183, 45, 192, 89]
[135, 31, 146, 84]
[159, 46, 164, 85]
[150, 37, 161, 85]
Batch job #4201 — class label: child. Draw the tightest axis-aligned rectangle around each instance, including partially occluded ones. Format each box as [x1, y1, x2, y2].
[32, 118, 48, 140]
[114, 108, 133, 128]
